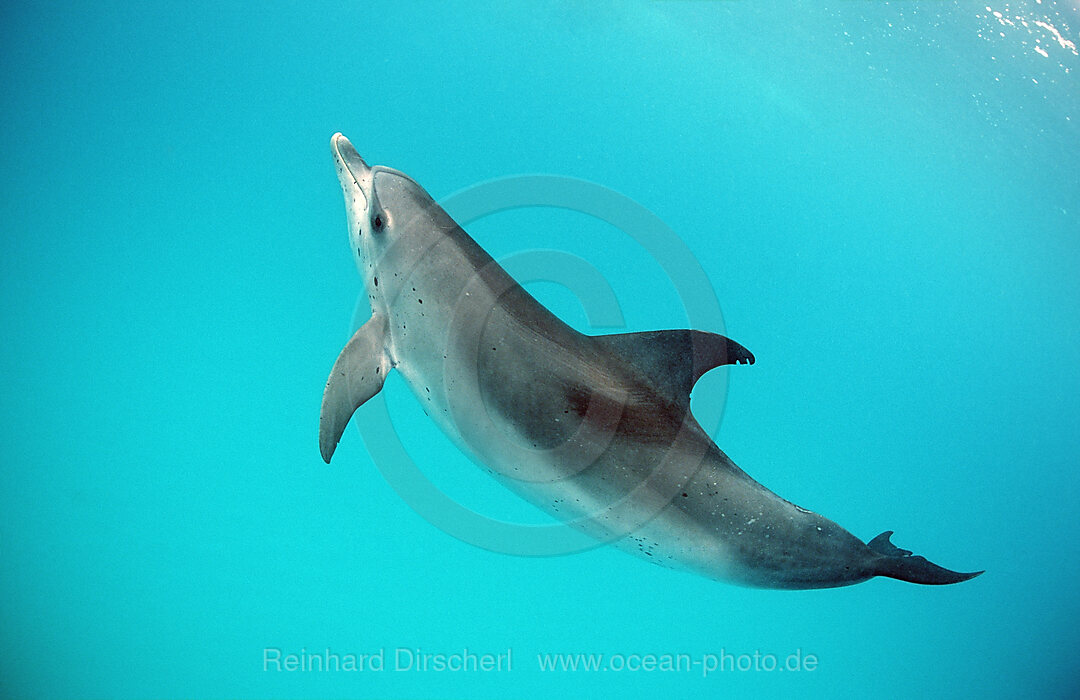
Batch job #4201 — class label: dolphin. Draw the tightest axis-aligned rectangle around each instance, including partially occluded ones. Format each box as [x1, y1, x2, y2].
[319, 133, 982, 589]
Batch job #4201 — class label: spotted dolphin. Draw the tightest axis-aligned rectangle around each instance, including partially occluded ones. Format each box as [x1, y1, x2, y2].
[319, 133, 981, 589]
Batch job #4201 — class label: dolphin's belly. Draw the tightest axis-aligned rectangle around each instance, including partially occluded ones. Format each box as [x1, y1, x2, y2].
[380, 277, 872, 589]
[392, 330, 863, 586]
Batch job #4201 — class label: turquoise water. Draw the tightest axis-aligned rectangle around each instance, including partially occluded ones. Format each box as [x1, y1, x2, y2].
[2, 1, 1078, 697]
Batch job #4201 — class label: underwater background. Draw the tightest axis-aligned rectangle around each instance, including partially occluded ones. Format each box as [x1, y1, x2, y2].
[2, 1, 1078, 698]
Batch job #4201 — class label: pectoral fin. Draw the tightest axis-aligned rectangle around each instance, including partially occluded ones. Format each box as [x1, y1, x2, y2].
[592, 329, 753, 409]
[319, 314, 390, 463]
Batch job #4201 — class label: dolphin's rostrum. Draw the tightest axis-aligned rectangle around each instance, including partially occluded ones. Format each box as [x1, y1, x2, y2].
[320, 133, 982, 589]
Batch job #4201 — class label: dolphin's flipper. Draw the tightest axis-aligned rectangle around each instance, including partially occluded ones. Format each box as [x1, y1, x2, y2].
[593, 330, 754, 408]
[868, 531, 984, 585]
[320, 314, 390, 463]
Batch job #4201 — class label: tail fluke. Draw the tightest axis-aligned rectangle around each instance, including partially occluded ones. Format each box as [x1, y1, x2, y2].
[869, 531, 983, 585]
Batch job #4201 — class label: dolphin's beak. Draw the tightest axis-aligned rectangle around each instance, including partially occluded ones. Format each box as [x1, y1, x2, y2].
[331, 132, 371, 211]
[331, 132, 370, 182]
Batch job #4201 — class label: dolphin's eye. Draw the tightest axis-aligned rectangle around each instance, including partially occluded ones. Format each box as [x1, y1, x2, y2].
[373, 214, 384, 231]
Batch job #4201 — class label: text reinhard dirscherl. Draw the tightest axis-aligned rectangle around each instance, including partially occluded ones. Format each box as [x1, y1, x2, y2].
[262, 647, 819, 677]
[263, 647, 512, 673]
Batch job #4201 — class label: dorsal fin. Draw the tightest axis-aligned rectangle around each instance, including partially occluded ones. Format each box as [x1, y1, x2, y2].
[591, 329, 754, 408]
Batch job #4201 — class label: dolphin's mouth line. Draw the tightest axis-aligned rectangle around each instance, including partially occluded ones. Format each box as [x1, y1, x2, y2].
[331, 133, 366, 175]
[331, 132, 370, 209]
